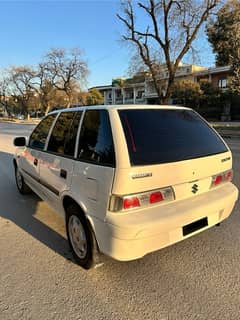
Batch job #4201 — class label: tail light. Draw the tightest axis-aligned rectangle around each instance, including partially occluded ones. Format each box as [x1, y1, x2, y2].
[149, 191, 163, 204]
[123, 197, 140, 210]
[109, 187, 174, 212]
[211, 169, 233, 188]
[225, 170, 233, 181]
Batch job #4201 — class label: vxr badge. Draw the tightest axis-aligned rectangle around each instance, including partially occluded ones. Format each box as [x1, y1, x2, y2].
[192, 184, 199, 194]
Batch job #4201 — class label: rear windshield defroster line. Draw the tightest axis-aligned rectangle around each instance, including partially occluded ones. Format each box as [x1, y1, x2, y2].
[118, 109, 228, 166]
[123, 115, 137, 153]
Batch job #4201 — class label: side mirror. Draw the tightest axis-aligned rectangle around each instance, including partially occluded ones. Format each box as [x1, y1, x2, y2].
[14, 137, 26, 147]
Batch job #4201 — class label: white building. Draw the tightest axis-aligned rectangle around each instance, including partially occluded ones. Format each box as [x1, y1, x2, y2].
[92, 63, 207, 105]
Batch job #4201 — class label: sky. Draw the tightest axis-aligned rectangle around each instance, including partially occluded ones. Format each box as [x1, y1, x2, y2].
[0, 0, 216, 89]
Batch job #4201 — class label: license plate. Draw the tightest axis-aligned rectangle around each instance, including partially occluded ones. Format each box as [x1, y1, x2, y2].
[182, 217, 208, 236]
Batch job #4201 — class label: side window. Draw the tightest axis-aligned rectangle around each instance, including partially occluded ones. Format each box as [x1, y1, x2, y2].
[78, 110, 115, 167]
[29, 114, 56, 150]
[64, 111, 82, 156]
[47, 111, 82, 157]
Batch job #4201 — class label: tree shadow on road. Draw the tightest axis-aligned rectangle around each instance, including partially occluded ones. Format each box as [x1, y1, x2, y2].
[0, 150, 73, 262]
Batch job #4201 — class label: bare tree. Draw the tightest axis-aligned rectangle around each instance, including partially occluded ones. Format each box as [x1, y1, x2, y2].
[0, 47, 89, 116]
[8, 66, 37, 115]
[0, 75, 12, 116]
[43, 48, 88, 107]
[118, 0, 219, 103]
[36, 62, 58, 115]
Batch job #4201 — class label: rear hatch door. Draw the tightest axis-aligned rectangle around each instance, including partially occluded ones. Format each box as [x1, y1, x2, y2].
[112, 108, 231, 201]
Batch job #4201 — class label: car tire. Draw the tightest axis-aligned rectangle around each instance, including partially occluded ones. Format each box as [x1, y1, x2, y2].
[15, 166, 31, 194]
[66, 203, 100, 269]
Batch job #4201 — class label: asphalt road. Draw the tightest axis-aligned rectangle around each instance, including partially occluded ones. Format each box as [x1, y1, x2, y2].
[1, 122, 240, 320]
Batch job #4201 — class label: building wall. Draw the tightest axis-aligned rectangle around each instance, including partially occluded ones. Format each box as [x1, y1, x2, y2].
[94, 65, 232, 105]
[211, 72, 230, 89]
[194, 66, 232, 90]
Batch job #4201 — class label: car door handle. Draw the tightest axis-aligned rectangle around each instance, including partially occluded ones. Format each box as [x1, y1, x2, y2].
[33, 158, 38, 166]
[60, 169, 67, 179]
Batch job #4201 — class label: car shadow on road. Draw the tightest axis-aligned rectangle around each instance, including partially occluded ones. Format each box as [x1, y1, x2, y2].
[0, 150, 73, 262]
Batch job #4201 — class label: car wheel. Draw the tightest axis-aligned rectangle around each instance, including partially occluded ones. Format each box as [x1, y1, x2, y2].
[15, 166, 31, 194]
[66, 203, 100, 269]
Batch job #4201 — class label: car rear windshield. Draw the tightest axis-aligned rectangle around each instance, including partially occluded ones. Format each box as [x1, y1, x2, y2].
[118, 109, 228, 166]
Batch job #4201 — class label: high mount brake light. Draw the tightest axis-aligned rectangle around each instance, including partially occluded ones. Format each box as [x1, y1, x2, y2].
[211, 170, 233, 188]
[109, 187, 174, 212]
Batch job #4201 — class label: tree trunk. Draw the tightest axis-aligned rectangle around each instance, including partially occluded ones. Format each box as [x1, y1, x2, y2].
[161, 96, 169, 104]
[66, 91, 72, 108]
[45, 103, 51, 116]
[1, 104, 9, 117]
[162, 75, 175, 105]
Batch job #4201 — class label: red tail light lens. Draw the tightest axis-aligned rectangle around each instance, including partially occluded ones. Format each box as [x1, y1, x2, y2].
[213, 175, 223, 186]
[149, 191, 163, 204]
[123, 197, 140, 210]
[211, 170, 233, 188]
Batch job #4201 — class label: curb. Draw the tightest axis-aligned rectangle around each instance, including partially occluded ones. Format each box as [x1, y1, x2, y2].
[0, 120, 39, 125]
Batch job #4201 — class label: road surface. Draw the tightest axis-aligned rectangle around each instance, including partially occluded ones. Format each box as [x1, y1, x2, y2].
[0, 122, 240, 320]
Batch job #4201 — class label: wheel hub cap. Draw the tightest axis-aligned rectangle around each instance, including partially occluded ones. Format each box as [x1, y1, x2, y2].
[16, 169, 23, 189]
[68, 215, 87, 259]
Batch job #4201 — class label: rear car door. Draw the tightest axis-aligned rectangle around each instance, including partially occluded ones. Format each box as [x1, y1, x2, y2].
[38, 111, 82, 214]
[71, 109, 116, 221]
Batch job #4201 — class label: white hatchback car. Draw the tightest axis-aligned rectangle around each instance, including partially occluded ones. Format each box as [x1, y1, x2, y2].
[14, 105, 238, 269]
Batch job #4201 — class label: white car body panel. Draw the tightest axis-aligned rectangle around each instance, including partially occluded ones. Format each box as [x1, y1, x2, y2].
[70, 161, 115, 221]
[38, 151, 75, 215]
[17, 147, 40, 190]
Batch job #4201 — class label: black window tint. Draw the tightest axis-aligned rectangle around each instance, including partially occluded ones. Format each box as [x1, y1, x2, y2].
[78, 110, 115, 167]
[47, 111, 82, 156]
[29, 114, 56, 150]
[64, 111, 82, 156]
[118, 109, 228, 166]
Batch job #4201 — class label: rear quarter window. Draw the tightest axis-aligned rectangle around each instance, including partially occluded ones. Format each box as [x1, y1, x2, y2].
[77, 109, 115, 167]
[118, 109, 228, 166]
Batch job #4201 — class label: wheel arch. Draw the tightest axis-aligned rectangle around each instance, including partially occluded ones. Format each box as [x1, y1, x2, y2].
[63, 195, 101, 267]
[63, 196, 85, 217]
[62, 196, 97, 239]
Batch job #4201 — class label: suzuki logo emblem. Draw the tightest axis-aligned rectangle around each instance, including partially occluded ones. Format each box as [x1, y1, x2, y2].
[192, 184, 199, 194]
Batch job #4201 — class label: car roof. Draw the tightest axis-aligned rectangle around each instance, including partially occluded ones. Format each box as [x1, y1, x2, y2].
[48, 104, 191, 115]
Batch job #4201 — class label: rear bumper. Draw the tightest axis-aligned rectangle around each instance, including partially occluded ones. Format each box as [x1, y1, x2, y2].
[93, 183, 238, 261]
